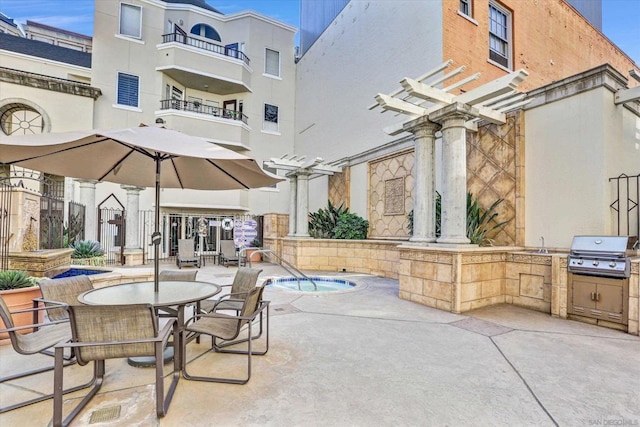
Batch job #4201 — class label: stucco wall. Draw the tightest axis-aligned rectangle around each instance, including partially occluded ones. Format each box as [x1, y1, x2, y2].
[524, 68, 640, 248]
[295, 0, 444, 162]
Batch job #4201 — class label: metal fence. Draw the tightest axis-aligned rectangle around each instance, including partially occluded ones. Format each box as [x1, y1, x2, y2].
[610, 173, 639, 244]
[0, 182, 11, 270]
[67, 201, 85, 245]
[135, 212, 262, 266]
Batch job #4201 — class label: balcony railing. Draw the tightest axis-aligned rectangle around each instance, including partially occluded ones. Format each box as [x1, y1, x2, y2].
[161, 33, 250, 66]
[160, 99, 248, 124]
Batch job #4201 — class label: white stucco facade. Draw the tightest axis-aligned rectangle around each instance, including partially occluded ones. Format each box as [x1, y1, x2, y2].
[91, 0, 297, 216]
[295, 1, 444, 162]
[524, 66, 640, 248]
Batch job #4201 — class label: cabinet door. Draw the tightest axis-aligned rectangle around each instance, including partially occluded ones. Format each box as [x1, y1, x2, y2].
[570, 278, 596, 314]
[595, 282, 624, 322]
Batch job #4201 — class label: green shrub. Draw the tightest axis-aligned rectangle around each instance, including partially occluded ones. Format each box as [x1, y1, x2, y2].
[0, 270, 38, 290]
[308, 201, 348, 239]
[466, 193, 508, 245]
[70, 240, 105, 259]
[334, 213, 369, 240]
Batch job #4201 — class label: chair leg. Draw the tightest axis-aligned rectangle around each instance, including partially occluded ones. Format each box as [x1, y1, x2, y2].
[0, 354, 90, 414]
[157, 324, 180, 417]
[182, 312, 269, 385]
[216, 305, 269, 352]
[53, 355, 104, 427]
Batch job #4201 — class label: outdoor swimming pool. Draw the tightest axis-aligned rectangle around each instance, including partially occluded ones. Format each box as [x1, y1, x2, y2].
[52, 268, 111, 279]
[265, 276, 357, 292]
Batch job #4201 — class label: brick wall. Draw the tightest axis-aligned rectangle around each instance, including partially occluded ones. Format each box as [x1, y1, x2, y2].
[443, 0, 638, 93]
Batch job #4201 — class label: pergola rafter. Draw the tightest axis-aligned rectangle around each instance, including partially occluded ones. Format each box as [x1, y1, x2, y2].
[266, 154, 343, 238]
[371, 61, 532, 245]
[372, 60, 533, 135]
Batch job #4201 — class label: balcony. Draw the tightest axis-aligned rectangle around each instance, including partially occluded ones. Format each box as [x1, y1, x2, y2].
[158, 100, 251, 146]
[160, 99, 248, 124]
[157, 33, 252, 95]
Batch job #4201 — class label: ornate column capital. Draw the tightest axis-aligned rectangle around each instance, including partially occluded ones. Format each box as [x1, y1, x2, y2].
[428, 102, 478, 128]
[402, 116, 441, 136]
[120, 185, 145, 193]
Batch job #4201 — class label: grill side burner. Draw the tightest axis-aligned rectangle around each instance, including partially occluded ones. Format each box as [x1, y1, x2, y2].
[567, 235, 630, 327]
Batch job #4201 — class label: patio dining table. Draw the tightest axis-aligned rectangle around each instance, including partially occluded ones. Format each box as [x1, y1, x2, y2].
[78, 280, 221, 369]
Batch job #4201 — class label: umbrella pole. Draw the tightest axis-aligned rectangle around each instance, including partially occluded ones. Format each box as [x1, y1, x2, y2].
[154, 158, 161, 293]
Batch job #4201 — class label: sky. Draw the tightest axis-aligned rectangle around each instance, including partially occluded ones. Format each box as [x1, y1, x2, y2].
[0, 0, 638, 65]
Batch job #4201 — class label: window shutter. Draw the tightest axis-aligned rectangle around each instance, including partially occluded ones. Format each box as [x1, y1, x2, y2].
[117, 73, 139, 107]
[120, 4, 141, 38]
[265, 49, 280, 77]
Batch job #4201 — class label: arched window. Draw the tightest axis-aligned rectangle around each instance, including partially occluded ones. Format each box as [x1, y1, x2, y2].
[190, 24, 221, 42]
[0, 102, 47, 136]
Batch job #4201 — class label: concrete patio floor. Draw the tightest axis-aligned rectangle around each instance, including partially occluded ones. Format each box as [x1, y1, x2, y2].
[1, 261, 638, 426]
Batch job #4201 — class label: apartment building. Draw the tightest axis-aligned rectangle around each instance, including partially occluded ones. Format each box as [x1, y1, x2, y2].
[91, 0, 296, 219]
[294, 0, 639, 247]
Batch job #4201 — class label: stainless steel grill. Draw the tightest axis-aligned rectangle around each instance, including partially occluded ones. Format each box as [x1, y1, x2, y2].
[567, 235, 630, 278]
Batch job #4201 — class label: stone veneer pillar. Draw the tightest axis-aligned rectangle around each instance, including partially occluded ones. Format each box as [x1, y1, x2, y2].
[429, 103, 478, 244]
[403, 117, 441, 244]
[295, 170, 311, 237]
[77, 179, 98, 241]
[288, 173, 297, 236]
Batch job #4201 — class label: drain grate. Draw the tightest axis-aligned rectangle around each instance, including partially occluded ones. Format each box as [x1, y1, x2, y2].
[89, 405, 121, 424]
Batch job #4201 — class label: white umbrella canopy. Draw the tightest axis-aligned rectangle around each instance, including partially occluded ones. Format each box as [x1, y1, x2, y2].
[0, 125, 281, 189]
[0, 125, 283, 291]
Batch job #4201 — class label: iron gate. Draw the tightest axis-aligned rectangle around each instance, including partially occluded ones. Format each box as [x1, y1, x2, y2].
[610, 173, 639, 245]
[0, 182, 11, 270]
[98, 194, 125, 265]
[67, 201, 85, 245]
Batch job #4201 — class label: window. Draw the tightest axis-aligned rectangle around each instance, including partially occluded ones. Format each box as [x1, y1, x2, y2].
[117, 72, 139, 107]
[190, 24, 221, 42]
[460, 0, 472, 16]
[119, 3, 142, 38]
[263, 104, 279, 132]
[265, 49, 280, 77]
[488, 3, 511, 69]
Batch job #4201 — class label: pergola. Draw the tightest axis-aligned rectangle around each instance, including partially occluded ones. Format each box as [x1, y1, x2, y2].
[371, 60, 531, 244]
[265, 154, 342, 237]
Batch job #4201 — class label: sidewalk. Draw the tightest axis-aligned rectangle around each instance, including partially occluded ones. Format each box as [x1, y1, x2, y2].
[1, 262, 638, 426]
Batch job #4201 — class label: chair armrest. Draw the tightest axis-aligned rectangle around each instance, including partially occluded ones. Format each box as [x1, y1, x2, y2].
[0, 318, 69, 334]
[54, 318, 177, 349]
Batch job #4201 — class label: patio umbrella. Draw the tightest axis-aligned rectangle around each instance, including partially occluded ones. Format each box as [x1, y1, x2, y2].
[0, 124, 283, 291]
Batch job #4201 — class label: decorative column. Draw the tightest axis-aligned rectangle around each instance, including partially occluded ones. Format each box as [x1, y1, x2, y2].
[429, 103, 478, 244]
[403, 116, 441, 244]
[121, 185, 145, 265]
[287, 173, 298, 236]
[76, 179, 98, 241]
[295, 170, 311, 237]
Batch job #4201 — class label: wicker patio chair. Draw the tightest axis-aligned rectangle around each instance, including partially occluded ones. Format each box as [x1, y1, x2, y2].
[53, 304, 179, 427]
[182, 284, 269, 384]
[176, 238, 201, 269]
[36, 275, 93, 322]
[0, 296, 94, 413]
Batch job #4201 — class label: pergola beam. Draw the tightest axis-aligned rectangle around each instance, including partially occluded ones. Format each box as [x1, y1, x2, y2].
[375, 94, 426, 116]
[615, 86, 640, 104]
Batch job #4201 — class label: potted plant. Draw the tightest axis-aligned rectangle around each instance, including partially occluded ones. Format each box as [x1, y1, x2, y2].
[70, 240, 106, 267]
[245, 238, 262, 263]
[0, 270, 43, 343]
